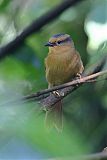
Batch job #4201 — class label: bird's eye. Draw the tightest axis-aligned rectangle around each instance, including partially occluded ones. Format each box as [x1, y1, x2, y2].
[56, 41, 61, 45]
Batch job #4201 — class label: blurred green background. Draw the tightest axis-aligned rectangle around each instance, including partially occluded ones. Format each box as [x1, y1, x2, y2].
[0, 0, 107, 159]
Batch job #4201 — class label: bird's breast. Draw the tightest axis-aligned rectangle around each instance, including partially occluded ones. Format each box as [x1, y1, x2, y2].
[45, 51, 76, 85]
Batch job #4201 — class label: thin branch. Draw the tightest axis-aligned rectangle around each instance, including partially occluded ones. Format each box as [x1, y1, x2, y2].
[0, 0, 85, 59]
[80, 152, 107, 160]
[23, 70, 107, 100]
[49, 152, 107, 160]
[40, 70, 107, 107]
[0, 69, 106, 107]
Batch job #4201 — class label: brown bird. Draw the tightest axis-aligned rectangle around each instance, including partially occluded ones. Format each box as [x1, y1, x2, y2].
[44, 33, 84, 131]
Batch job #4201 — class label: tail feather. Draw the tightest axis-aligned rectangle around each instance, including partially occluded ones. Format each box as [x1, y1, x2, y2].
[45, 100, 63, 131]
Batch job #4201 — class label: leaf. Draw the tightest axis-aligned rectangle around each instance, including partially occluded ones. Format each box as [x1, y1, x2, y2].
[85, 0, 107, 53]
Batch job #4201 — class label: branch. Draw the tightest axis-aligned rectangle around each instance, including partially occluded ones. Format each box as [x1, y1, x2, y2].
[0, 0, 85, 59]
[40, 70, 107, 108]
[1, 69, 106, 108]
[25, 70, 107, 98]
[49, 148, 107, 160]
[50, 152, 107, 160]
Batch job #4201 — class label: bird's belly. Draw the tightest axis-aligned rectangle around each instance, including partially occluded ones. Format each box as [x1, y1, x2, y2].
[46, 63, 74, 86]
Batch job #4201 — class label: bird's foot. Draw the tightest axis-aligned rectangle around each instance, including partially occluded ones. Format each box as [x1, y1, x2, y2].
[53, 90, 64, 98]
[76, 73, 82, 79]
[74, 73, 82, 87]
[53, 91, 61, 98]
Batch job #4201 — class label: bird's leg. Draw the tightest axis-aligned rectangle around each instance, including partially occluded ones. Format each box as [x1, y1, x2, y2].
[76, 73, 82, 79]
[74, 73, 82, 87]
[50, 82, 64, 98]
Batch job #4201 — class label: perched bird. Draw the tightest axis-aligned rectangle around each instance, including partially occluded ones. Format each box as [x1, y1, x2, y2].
[44, 33, 84, 131]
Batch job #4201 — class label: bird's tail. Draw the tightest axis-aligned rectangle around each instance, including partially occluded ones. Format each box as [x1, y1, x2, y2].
[45, 100, 63, 132]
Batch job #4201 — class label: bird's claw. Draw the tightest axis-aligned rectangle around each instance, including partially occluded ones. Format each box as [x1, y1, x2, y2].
[76, 73, 82, 79]
[53, 91, 61, 98]
[74, 73, 82, 87]
[53, 90, 65, 98]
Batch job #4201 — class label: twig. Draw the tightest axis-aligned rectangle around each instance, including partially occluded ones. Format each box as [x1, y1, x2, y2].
[80, 152, 107, 160]
[24, 70, 107, 99]
[49, 152, 107, 160]
[40, 70, 107, 107]
[0, 0, 85, 59]
[0, 70, 106, 107]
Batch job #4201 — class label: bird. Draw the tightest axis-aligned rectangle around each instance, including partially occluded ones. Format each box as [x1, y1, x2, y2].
[44, 33, 84, 131]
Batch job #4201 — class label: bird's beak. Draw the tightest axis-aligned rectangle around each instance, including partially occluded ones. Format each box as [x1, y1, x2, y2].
[44, 42, 54, 47]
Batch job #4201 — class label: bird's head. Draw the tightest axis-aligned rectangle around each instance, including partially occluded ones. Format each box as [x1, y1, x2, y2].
[45, 33, 74, 52]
